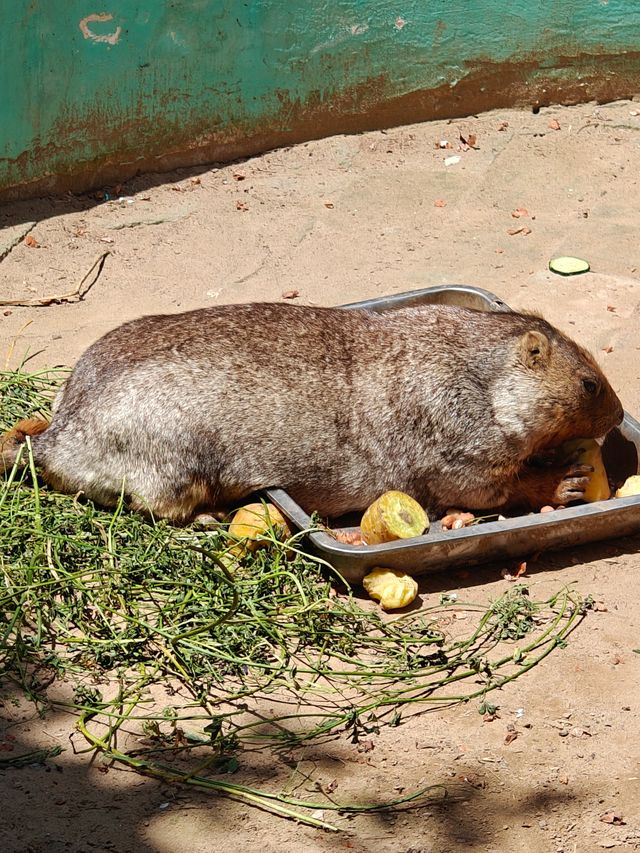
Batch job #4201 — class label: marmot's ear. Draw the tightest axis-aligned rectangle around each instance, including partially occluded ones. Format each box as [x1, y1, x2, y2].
[519, 330, 550, 368]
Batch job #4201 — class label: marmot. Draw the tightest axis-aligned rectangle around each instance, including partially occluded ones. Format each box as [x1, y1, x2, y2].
[1, 303, 624, 522]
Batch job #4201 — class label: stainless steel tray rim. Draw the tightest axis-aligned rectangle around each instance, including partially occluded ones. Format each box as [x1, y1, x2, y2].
[268, 487, 640, 559]
[339, 283, 509, 312]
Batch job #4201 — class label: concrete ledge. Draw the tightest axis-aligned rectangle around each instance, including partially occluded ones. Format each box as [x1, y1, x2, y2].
[2, 1, 640, 200]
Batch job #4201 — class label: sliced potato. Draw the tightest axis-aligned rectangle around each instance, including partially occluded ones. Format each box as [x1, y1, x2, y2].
[615, 475, 640, 498]
[360, 491, 428, 545]
[561, 438, 610, 502]
[228, 502, 292, 555]
[363, 567, 418, 610]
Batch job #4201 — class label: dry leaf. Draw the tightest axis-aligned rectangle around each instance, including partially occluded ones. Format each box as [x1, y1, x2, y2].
[504, 730, 519, 745]
[548, 119, 561, 130]
[600, 811, 625, 825]
[24, 235, 39, 248]
[511, 207, 529, 218]
[281, 289, 300, 300]
[434, 199, 447, 208]
[507, 227, 532, 236]
[515, 561, 527, 578]
[459, 131, 478, 148]
[173, 728, 188, 747]
[324, 201, 334, 209]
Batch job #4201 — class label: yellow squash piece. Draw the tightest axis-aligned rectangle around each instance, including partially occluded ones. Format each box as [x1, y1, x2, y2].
[360, 491, 428, 545]
[228, 502, 292, 555]
[363, 567, 418, 611]
[615, 475, 640, 498]
[561, 438, 610, 502]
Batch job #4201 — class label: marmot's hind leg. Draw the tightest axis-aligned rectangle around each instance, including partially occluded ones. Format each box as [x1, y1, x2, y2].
[128, 477, 219, 525]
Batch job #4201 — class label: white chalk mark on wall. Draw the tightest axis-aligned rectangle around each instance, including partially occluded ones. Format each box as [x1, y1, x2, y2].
[79, 13, 122, 45]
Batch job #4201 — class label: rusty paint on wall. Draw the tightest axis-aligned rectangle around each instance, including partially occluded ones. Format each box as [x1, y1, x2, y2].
[2, 2, 640, 200]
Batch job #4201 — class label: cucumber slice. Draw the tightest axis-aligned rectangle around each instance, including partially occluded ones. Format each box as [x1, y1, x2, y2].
[549, 256, 590, 276]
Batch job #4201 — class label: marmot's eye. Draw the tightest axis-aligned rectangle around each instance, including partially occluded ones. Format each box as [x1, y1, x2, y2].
[582, 378, 598, 395]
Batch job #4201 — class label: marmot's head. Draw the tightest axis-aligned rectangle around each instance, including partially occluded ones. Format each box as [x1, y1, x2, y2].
[492, 316, 623, 454]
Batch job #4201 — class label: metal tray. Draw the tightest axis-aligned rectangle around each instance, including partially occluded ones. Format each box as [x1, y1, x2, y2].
[266, 285, 640, 584]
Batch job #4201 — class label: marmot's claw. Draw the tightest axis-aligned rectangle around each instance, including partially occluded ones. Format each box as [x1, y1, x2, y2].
[563, 462, 594, 479]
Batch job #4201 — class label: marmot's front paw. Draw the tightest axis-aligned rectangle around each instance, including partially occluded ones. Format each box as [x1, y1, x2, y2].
[551, 463, 594, 504]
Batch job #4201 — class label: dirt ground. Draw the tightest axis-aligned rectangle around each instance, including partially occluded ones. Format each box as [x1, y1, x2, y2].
[1, 99, 640, 852]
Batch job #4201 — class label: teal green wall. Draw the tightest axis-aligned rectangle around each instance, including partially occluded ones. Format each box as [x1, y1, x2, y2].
[2, 1, 640, 198]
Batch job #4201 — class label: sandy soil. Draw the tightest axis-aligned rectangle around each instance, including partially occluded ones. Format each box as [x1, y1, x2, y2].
[1, 99, 640, 852]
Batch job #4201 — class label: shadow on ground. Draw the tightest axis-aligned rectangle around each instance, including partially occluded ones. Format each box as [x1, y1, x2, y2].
[0, 689, 601, 853]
